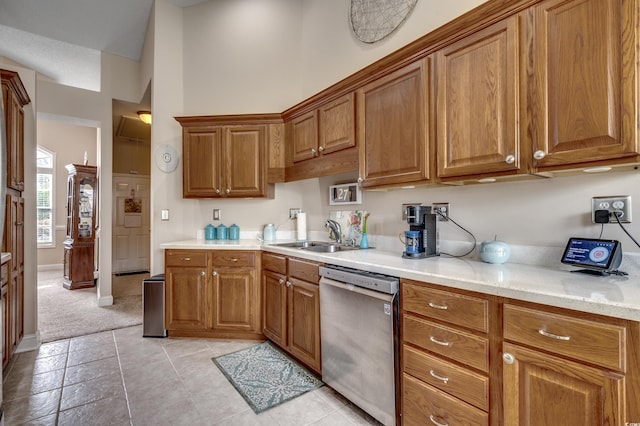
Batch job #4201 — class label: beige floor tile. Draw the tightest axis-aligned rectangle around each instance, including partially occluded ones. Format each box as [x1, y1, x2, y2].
[265, 389, 342, 426]
[66, 344, 118, 367]
[69, 330, 115, 352]
[64, 355, 122, 386]
[58, 394, 131, 426]
[212, 408, 279, 426]
[9, 352, 68, 377]
[18, 412, 58, 425]
[60, 372, 126, 411]
[3, 367, 65, 402]
[32, 339, 70, 359]
[3, 388, 62, 425]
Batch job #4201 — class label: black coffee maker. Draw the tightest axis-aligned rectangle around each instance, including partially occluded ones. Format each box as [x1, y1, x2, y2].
[403, 205, 439, 259]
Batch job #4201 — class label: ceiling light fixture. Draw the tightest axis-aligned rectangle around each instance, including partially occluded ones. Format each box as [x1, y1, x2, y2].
[137, 110, 152, 125]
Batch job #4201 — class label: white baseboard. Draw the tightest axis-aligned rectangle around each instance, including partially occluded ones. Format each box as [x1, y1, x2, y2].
[98, 295, 114, 307]
[38, 264, 63, 272]
[15, 332, 40, 353]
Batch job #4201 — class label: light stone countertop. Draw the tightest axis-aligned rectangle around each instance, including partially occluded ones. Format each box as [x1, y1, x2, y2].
[160, 239, 640, 322]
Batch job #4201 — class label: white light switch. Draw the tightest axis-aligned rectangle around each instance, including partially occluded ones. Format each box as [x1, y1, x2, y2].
[161, 209, 169, 221]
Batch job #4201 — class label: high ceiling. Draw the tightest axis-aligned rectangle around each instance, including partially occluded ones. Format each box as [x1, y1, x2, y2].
[0, 0, 209, 90]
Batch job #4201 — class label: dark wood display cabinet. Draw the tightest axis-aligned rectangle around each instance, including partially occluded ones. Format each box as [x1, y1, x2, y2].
[63, 164, 98, 289]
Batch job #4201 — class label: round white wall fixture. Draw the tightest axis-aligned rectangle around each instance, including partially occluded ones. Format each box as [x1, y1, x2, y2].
[155, 144, 179, 173]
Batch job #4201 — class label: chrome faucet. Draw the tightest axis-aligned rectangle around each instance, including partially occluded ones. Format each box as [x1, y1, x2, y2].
[325, 220, 342, 244]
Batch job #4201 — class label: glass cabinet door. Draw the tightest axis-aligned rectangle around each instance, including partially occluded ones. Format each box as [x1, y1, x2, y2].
[78, 177, 94, 239]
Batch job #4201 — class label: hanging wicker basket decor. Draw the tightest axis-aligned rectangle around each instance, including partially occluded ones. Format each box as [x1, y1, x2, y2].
[350, 0, 418, 43]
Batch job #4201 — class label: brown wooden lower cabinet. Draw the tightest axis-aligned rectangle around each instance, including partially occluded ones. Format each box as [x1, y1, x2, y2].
[1, 260, 9, 369]
[164, 249, 262, 340]
[400, 279, 640, 425]
[262, 252, 321, 374]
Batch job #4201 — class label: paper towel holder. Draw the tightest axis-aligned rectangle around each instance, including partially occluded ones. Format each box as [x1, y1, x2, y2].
[329, 183, 362, 205]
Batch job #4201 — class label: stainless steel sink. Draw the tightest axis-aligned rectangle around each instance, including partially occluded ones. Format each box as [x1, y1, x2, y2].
[270, 241, 332, 248]
[301, 244, 361, 253]
[270, 241, 366, 252]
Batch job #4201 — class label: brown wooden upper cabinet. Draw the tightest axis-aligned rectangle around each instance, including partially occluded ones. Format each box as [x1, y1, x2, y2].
[1, 69, 30, 192]
[357, 59, 431, 188]
[524, 0, 639, 171]
[284, 93, 357, 181]
[436, 17, 520, 180]
[176, 116, 276, 198]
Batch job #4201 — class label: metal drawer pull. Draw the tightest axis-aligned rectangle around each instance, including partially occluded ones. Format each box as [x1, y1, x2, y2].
[429, 414, 448, 426]
[428, 302, 448, 310]
[230, 258, 238, 262]
[212, 271, 218, 276]
[180, 258, 191, 261]
[278, 278, 285, 285]
[200, 271, 205, 276]
[429, 336, 451, 347]
[538, 329, 571, 341]
[503, 353, 515, 364]
[429, 370, 449, 384]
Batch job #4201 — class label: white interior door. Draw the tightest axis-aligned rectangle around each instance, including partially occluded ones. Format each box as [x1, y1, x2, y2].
[112, 173, 150, 274]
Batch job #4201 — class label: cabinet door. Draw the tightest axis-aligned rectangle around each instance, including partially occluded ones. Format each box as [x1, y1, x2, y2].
[287, 278, 321, 373]
[318, 93, 355, 155]
[212, 266, 258, 332]
[503, 342, 624, 426]
[182, 126, 222, 197]
[262, 270, 287, 347]
[2, 84, 25, 192]
[223, 126, 266, 197]
[526, 0, 638, 169]
[436, 17, 520, 179]
[165, 266, 208, 331]
[1, 283, 8, 369]
[357, 59, 431, 188]
[291, 111, 318, 163]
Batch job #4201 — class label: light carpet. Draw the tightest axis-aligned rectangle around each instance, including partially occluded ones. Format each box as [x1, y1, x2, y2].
[37, 269, 147, 343]
[212, 341, 324, 413]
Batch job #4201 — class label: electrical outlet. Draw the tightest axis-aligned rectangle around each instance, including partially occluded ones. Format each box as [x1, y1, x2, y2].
[432, 202, 450, 221]
[591, 196, 632, 223]
[289, 208, 302, 219]
[213, 209, 221, 221]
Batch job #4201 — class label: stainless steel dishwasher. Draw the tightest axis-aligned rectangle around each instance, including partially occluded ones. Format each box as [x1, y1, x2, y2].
[319, 265, 400, 426]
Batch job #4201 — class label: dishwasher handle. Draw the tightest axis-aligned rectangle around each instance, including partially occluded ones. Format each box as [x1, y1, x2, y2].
[319, 277, 395, 302]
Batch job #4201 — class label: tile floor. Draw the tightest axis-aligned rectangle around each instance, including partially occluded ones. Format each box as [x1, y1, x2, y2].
[3, 326, 381, 425]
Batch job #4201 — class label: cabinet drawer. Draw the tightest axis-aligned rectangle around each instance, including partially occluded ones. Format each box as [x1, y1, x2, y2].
[402, 373, 488, 426]
[404, 315, 489, 372]
[403, 345, 488, 411]
[503, 304, 625, 372]
[288, 258, 319, 283]
[212, 251, 255, 267]
[166, 250, 207, 267]
[262, 252, 286, 274]
[403, 281, 488, 332]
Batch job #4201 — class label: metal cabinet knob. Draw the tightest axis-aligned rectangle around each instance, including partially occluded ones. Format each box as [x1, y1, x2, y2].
[200, 271, 205, 277]
[357, 177, 363, 185]
[215, 188, 221, 194]
[505, 154, 515, 164]
[533, 150, 546, 160]
[503, 353, 515, 364]
[311, 148, 317, 156]
[278, 278, 285, 285]
[212, 271, 218, 276]
[318, 146, 324, 152]
[225, 188, 231, 194]
[286, 281, 292, 287]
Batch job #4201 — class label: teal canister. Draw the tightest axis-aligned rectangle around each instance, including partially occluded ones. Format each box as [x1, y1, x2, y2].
[216, 224, 228, 240]
[229, 224, 240, 240]
[205, 224, 216, 241]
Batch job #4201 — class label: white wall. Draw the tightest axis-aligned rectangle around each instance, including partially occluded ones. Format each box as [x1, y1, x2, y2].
[182, 0, 304, 114]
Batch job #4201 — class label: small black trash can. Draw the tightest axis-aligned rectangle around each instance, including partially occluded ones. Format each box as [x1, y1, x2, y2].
[142, 274, 167, 337]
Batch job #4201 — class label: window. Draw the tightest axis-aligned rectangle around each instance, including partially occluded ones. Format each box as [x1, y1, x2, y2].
[37, 147, 55, 247]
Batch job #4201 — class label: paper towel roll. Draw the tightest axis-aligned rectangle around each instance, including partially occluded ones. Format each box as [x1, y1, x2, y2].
[297, 212, 307, 241]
